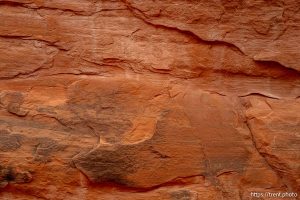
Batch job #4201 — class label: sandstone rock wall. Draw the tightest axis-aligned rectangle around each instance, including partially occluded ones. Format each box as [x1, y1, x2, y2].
[0, 0, 299, 199]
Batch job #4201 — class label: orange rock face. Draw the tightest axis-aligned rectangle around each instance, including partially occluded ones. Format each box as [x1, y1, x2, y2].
[0, 0, 299, 199]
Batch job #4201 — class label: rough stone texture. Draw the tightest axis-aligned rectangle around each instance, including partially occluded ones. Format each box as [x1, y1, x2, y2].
[0, 0, 299, 199]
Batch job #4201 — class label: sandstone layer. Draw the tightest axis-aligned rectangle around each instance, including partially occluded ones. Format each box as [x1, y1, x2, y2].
[0, 0, 299, 199]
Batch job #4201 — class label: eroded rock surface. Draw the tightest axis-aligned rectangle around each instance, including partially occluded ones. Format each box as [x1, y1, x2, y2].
[0, 0, 299, 199]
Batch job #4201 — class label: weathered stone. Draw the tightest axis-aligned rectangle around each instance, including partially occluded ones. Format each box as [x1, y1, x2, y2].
[0, 0, 299, 199]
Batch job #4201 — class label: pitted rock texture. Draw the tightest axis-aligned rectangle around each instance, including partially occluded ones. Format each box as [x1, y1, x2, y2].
[0, 0, 299, 199]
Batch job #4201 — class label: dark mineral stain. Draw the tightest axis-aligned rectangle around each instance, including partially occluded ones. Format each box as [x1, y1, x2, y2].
[0, 130, 22, 152]
[2, 167, 15, 181]
[170, 190, 192, 200]
[33, 137, 66, 163]
[74, 145, 138, 186]
[0, 165, 32, 187]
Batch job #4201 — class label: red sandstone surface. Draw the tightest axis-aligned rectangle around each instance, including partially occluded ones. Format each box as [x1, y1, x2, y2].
[0, 0, 299, 199]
